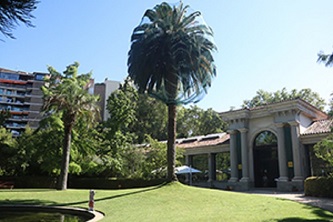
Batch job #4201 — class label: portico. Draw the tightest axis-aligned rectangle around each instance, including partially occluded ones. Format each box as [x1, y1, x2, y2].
[178, 99, 331, 191]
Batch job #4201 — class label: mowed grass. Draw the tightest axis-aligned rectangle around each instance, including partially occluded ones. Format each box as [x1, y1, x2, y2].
[0, 182, 333, 221]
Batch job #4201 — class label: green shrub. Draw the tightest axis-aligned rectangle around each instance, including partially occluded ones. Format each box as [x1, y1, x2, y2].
[0, 176, 57, 188]
[0, 176, 165, 189]
[304, 176, 333, 198]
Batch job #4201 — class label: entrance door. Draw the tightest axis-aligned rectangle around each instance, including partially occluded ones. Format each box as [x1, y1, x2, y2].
[253, 131, 279, 188]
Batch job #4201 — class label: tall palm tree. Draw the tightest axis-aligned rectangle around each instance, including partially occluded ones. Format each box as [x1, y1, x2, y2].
[128, 2, 217, 182]
[42, 62, 99, 190]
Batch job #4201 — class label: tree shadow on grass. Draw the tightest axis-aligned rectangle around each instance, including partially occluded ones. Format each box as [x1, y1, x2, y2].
[273, 218, 331, 222]
[0, 183, 167, 209]
[0, 189, 55, 193]
[268, 204, 333, 222]
[58, 182, 167, 207]
[0, 189, 61, 206]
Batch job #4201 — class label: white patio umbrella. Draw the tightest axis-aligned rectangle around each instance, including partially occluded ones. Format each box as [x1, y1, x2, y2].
[175, 165, 201, 186]
[175, 165, 201, 174]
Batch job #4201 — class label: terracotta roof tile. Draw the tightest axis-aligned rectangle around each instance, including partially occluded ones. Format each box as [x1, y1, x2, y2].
[302, 119, 333, 135]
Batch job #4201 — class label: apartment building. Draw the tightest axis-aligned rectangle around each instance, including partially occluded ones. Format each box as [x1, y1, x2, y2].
[0, 67, 121, 135]
[0, 68, 47, 136]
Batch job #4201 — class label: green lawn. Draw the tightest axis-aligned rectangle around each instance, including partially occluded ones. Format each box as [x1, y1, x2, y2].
[0, 182, 333, 221]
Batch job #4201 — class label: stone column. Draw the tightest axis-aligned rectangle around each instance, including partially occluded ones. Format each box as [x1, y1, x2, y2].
[228, 130, 238, 182]
[290, 121, 303, 181]
[185, 155, 193, 183]
[185, 155, 193, 166]
[275, 123, 288, 181]
[239, 128, 249, 182]
[208, 153, 216, 182]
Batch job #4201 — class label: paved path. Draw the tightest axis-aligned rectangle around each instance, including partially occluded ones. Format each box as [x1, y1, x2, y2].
[245, 189, 333, 213]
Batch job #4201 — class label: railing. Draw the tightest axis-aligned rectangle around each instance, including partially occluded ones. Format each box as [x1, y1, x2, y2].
[0, 83, 28, 89]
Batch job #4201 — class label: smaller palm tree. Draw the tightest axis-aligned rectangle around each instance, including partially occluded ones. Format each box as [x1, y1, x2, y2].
[42, 62, 99, 190]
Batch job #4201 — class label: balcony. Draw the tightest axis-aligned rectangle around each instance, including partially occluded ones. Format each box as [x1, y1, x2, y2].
[5, 122, 26, 129]
[0, 79, 28, 85]
[8, 115, 29, 122]
[25, 93, 43, 99]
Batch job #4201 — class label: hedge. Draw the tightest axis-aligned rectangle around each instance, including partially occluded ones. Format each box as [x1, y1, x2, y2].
[304, 176, 333, 198]
[0, 176, 57, 189]
[0, 176, 165, 189]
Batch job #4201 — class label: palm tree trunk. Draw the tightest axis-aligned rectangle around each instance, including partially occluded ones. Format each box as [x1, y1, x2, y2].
[57, 123, 73, 190]
[167, 103, 178, 182]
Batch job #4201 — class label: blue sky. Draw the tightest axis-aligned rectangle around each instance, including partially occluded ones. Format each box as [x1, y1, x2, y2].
[1, 1, 333, 112]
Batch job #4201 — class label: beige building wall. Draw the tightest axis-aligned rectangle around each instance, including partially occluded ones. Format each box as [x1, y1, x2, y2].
[94, 79, 120, 122]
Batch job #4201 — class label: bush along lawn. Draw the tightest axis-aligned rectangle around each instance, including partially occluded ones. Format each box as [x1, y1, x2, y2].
[0, 182, 333, 221]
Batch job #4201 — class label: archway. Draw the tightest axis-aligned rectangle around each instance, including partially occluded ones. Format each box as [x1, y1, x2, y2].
[253, 131, 279, 187]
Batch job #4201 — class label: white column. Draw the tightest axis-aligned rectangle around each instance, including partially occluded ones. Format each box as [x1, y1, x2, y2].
[228, 130, 238, 182]
[239, 128, 249, 182]
[208, 153, 216, 182]
[185, 155, 193, 166]
[275, 123, 288, 181]
[185, 155, 193, 183]
[290, 121, 303, 181]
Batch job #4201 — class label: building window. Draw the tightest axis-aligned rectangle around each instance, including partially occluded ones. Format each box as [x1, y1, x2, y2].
[0, 73, 19, 80]
[35, 74, 45, 81]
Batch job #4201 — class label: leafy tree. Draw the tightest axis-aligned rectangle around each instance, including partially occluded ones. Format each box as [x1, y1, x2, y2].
[96, 126, 136, 178]
[106, 80, 224, 144]
[121, 143, 147, 179]
[105, 78, 167, 144]
[177, 106, 202, 138]
[132, 94, 168, 143]
[0, 0, 39, 39]
[314, 133, 333, 176]
[70, 117, 105, 176]
[0, 127, 17, 175]
[177, 105, 226, 138]
[243, 88, 326, 110]
[200, 108, 227, 135]
[328, 95, 333, 117]
[13, 115, 104, 177]
[102, 79, 139, 177]
[0, 109, 11, 126]
[41, 62, 100, 190]
[14, 126, 61, 176]
[128, 2, 216, 181]
[145, 135, 184, 179]
[105, 78, 137, 137]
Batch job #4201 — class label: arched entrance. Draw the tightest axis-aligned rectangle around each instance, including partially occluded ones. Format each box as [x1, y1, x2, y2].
[253, 131, 279, 187]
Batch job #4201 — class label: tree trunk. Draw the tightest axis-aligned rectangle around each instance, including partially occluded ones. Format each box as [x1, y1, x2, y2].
[167, 103, 178, 182]
[57, 123, 73, 190]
